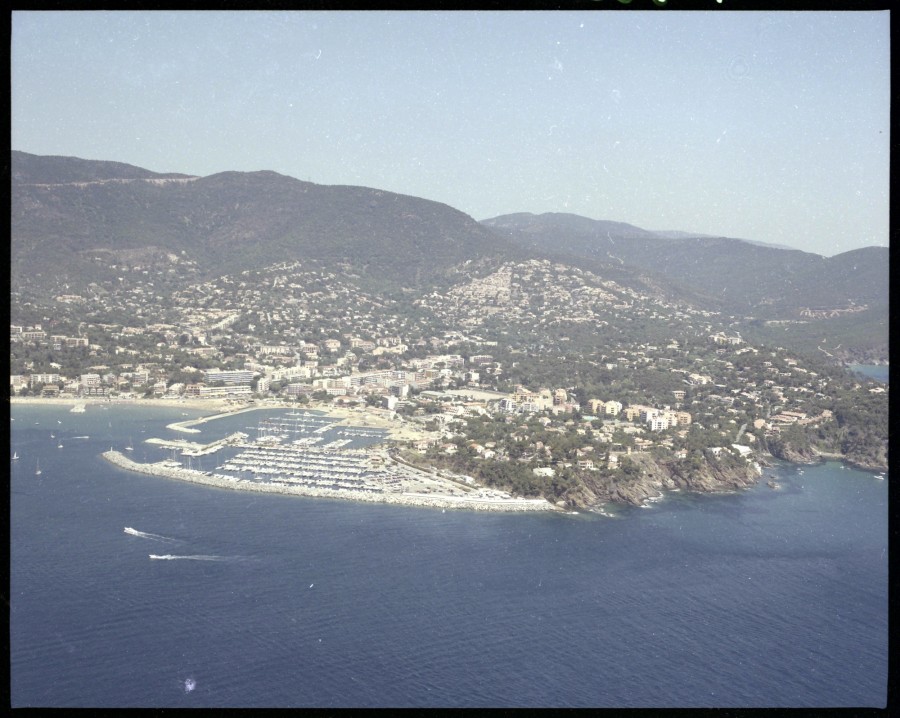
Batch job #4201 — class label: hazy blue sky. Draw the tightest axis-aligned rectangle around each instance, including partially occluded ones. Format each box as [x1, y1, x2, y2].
[12, 10, 889, 256]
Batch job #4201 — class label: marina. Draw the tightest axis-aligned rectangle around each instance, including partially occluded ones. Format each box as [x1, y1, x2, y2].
[103, 443, 555, 512]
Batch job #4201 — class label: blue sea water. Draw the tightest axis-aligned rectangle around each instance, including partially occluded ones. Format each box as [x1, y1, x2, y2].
[849, 363, 889, 384]
[9, 404, 889, 708]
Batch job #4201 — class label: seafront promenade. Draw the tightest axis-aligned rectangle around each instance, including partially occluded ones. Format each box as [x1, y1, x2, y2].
[102, 450, 557, 513]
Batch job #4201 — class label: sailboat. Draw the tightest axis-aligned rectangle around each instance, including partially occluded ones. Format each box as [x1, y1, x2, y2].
[12, 451, 19, 461]
[35, 459, 42, 476]
[125, 437, 134, 452]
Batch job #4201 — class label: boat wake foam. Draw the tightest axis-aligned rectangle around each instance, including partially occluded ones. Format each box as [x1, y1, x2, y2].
[149, 554, 233, 561]
[124, 527, 179, 543]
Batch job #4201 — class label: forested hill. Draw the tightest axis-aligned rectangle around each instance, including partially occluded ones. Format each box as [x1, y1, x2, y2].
[11, 151, 888, 361]
[10, 152, 701, 306]
[481, 212, 888, 317]
[11, 150, 196, 184]
[481, 211, 888, 361]
[11, 151, 519, 293]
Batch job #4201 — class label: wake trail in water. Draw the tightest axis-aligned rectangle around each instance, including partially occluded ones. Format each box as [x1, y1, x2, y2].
[124, 527, 179, 543]
[149, 554, 241, 561]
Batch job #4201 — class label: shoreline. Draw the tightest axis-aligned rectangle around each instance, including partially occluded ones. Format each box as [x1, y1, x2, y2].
[13, 398, 885, 504]
[10, 395, 239, 411]
[102, 450, 558, 513]
[9, 397, 432, 443]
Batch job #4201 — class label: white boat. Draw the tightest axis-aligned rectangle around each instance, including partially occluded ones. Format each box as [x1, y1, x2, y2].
[875, 473, 885, 480]
[12, 452, 19, 461]
[35, 459, 41, 476]
[57, 443, 64, 449]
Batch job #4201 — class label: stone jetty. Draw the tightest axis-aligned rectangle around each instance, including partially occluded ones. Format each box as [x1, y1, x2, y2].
[102, 450, 558, 513]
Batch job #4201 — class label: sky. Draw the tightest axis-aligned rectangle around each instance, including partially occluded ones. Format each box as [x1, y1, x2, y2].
[11, 10, 890, 256]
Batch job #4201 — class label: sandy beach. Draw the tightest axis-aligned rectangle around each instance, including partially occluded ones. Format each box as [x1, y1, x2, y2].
[9, 396, 431, 442]
[10, 395, 237, 411]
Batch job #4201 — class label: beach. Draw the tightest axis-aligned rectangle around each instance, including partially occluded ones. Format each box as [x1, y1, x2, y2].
[10, 396, 432, 443]
[11, 395, 248, 411]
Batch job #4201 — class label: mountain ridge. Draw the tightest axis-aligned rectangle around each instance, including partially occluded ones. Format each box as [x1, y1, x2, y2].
[480, 211, 887, 314]
[11, 151, 888, 361]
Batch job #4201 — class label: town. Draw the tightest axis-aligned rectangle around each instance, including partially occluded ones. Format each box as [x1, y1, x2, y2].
[10, 257, 888, 507]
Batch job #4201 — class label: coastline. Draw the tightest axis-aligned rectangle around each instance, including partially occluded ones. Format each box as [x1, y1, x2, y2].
[12, 397, 885, 506]
[102, 450, 558, 513]
[9, 396, 431, 443]
[10, 395, 238, 411]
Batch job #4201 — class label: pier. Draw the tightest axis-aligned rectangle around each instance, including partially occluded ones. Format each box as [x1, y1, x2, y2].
[102, 449, 557, 513]
[144, 431, 248, 456]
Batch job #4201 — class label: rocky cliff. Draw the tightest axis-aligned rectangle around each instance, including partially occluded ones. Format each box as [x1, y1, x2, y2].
[564, 453, 761, 509]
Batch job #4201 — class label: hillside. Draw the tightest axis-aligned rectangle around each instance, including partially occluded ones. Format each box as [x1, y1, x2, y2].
[11, 151, 518, 295]
[10, 152, 703, 308]
[11, 152, 888, 361]
[481, 212, 887, 314]
[482, 212, 888, 360]
[11, 151, 195, 184]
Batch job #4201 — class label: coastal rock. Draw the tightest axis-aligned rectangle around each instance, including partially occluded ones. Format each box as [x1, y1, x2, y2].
[666, 458, 758, 494]
[563, 452, 759, 510]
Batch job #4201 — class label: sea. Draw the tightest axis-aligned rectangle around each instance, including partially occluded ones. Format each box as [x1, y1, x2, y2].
[849, 363, 889, 383]
[9, 402, 889, 709]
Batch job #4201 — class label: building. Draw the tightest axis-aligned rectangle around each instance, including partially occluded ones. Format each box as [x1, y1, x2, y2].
[186, 384, 253, 398]
[648, 415, 669, 432]
[285, 383, 312, 397]
[604, 400, 623, 416]
[30, 373, 61, 386]
[204, 369, 255, 385]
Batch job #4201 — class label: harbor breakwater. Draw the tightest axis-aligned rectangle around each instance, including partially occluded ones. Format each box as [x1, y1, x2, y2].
[102, 451, 557, 513]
